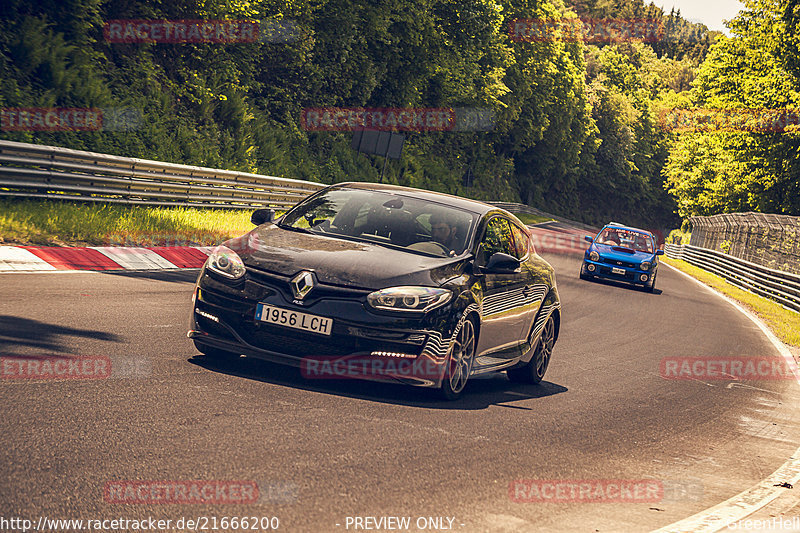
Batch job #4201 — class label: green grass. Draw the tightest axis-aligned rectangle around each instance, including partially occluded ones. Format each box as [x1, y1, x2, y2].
[663, 257, 800, 348]
[0, 199, 256, 247]
[514, 213, 554, 225]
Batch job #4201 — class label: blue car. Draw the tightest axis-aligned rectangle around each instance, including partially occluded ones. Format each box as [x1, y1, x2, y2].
[580, 223, 664, 292]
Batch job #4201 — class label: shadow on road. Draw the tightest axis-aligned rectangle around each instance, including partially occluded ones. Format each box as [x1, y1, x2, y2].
[189, 355, 568, 410]
[580, 276, 663, 295]
[0, 315, 123, 354]
[99, 269, 200, 283]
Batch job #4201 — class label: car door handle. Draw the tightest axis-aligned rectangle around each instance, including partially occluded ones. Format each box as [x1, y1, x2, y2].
[522, 285, 533, 298]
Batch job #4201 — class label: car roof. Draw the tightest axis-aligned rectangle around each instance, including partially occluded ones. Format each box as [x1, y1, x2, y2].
[328, 182, 500, 216]
[603, 222, 654, 236]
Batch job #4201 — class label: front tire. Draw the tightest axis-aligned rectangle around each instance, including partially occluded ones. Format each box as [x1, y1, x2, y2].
[439, 318, 477, 401]
[507, 315, 556, 384]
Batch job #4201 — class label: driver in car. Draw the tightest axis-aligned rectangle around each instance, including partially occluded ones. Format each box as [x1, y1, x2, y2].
[429, 212, 459, 252]
[602, 230, 620, 246]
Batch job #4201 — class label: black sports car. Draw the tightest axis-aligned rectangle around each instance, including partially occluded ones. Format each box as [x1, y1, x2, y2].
[189, 183, 561, 399]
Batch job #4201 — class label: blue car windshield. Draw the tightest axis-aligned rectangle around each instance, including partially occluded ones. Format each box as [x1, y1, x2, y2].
[596, 228, 654, 253]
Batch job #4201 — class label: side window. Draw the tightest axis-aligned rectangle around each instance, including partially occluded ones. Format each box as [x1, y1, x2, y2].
[478, 217, 515, 264]
[510, 224, 529, 259]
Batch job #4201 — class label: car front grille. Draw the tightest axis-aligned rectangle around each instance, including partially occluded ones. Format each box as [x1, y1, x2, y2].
[246, 267, 371, 305]
[198, 268, 429, 359]
[601, 257, 638, 269]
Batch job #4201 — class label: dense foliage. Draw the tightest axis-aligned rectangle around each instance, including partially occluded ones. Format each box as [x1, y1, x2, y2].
[0, 0, 726, 228]
[663, 0, 800, 217]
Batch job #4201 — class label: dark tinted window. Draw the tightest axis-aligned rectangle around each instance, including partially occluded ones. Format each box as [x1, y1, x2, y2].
[280, 188, 477, 257]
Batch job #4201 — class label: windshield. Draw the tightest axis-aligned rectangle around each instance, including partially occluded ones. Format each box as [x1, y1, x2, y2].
[596, 228, 654, 253]
[280, 188, 478, 257]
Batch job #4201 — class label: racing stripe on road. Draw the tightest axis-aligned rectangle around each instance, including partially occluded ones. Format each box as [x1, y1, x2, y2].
[194, 246, 217, 255]
[0, 247, 57, 271]
[0, 245, 215, 272]
[23, 246, 123, 270]
[89, 247, 179, 270]
[147, 246, 209, 268]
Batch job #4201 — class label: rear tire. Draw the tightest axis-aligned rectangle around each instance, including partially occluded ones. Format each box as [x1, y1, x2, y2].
[439, 318, 477, 401]
[193, 340, 240, 361]
[507, 315, 556, 385]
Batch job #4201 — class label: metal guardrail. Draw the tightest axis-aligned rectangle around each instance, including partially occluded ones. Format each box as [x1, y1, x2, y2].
[689, 212, 800, 275]
[0, 140, 325, 209]
[0, 140, 614, 232]
[665, 243, 800, 312]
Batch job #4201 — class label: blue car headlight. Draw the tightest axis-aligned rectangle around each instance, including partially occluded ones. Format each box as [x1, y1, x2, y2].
[367, 287, 452, 313]
[206, 246, 246, 279]
[589, 251, 600, 262]
[640, 261, 652, 271]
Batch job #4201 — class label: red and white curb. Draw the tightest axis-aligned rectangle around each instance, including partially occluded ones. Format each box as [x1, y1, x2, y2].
[0, 246, 213, 272]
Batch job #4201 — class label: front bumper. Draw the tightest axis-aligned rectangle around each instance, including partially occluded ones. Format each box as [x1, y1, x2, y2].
[188, 268, 458, 388]
[581, 259, 654, 285]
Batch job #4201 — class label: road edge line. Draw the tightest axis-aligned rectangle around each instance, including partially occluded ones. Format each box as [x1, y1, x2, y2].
[652, 261, 800, 533]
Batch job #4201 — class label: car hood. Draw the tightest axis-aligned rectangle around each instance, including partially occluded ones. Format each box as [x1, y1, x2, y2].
[595, 244, 654, 261]
[226, 224, 467, 290]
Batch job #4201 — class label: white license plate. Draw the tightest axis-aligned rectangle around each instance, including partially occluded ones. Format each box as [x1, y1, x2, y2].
[256, 304, 333, 336]
[611, 267, 626, 275]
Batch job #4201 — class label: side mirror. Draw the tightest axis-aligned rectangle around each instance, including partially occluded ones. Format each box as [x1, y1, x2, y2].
[656, 249, 665, 256]
[483, 252, 521, 273]
[251, 208, 275, 226]
[585, 236, 594, 243]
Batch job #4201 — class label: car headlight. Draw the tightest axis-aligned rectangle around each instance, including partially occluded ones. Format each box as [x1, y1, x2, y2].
[640, 261, 651, 271]
[589, 251, 600, 262]
[206, 246, 246, 279]
[367, 287, 452, 313]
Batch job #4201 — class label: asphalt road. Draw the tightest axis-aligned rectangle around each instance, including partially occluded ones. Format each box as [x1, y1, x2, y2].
[2, 253, 800, 532]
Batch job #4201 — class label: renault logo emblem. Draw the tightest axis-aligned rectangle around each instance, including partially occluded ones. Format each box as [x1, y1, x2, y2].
[291, 271, 315, 300]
